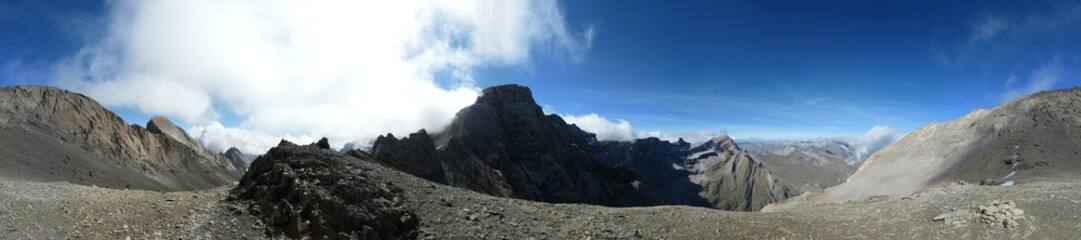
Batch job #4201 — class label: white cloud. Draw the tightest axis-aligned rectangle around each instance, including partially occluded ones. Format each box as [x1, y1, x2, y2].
[562, 113, 635, 141]
[52, 0, 593, 154]
[841, 125, 902, 164]
[562, 113, 724, 143]
[188, 121, 317, 154]
[999, 58, 1066, 101]
[636, 130, 724, 144]
[738, 125, 903, 165]
[968, 15, 1007, 45]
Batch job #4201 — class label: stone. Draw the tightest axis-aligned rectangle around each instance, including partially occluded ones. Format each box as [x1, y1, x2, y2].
[980, 179, 1004, 186]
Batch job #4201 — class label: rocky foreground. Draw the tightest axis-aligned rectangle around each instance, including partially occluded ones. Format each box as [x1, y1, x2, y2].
[3, 140, 1081, 239]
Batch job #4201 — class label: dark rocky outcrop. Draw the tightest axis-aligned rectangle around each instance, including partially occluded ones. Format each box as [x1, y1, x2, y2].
[0, 86, 239, 191]
[370, 130, 447, 183]
[232, 139, 419, 239]
[221, 147, 250, 173]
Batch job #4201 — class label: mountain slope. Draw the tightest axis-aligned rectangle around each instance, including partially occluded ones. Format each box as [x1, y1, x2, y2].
[827, 87, 1081, 200]
[0, 86, 239, 191]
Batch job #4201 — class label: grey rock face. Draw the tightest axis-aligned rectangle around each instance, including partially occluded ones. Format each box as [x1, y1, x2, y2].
[0, 86, 239, 191]
[371, 130, 447, 183]
[231, 140, 419, 239]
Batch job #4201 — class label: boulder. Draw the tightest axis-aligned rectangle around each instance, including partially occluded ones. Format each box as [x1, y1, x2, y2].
[231, 139, 419, 239]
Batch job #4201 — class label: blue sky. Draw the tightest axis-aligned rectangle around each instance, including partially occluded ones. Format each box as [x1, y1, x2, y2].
[477, 0, 1081, 138]
[1, 0, 1079, 152]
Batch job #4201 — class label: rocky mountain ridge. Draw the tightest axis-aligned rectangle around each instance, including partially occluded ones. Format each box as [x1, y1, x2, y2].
[0, 86, 239, 191]
[365, 84, 791, 211]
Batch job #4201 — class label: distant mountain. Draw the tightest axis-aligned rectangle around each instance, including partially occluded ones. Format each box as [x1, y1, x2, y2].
[221, 147, 250, 173]
[364, 84, 791, 211]
[739, 140, 860, 193]
[827, 87, 1081, 200]
[594, 136, 793, 211]
[0, 86, 239, 191]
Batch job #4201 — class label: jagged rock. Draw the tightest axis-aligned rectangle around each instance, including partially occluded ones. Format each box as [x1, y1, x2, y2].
[231, 139, 419, 239]
[221, 147, 250, 173]
[371, 130, 447, 183]
[315, 137, 331, 150]
[0, 86, 238, 191]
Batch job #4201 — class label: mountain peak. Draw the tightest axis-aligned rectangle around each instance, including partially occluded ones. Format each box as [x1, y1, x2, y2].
[476, 84, 536, 106]
[705, 135, 736, 148]
[146, 116, 201, 150]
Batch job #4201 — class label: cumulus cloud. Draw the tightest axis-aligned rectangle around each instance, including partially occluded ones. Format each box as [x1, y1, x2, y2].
[52, 0, 594, 153]
[999, 58, 1066, 101]
[562, 113, 725, 143]
[840, 125, 902, 163]
[636, 130, 725, 144]
[562, 113, 635, 141]
[188, 121, 318, 155]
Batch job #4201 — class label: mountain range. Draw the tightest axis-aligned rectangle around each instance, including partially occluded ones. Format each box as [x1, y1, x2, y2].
[361, 84, 791, 211]
[4, 84, 1081, 238]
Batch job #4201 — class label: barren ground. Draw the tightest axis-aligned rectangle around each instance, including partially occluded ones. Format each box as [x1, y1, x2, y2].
[4, 165, 1081, 239]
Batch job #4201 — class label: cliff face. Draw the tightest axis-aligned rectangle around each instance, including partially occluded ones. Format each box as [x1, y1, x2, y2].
[0, 86, 239, 191]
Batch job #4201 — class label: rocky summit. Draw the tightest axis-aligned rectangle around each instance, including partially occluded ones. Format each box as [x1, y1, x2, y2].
[0, 86, 239, 191]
